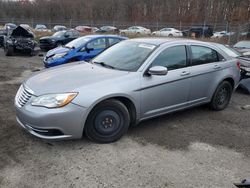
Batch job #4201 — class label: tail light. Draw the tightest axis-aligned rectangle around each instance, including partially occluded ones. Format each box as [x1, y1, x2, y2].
[236, 61, 241, 70]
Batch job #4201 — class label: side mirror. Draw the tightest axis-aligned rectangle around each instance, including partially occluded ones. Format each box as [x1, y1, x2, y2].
[64, 34, 69, 38]
[85, 47, 94, 53]
[80, 47, 86, 52]
[148, 66, 168, 76]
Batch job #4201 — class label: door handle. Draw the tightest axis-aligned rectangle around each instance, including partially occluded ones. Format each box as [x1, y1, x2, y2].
[213, 65, 221, 70]
[180, 71, 190, 76]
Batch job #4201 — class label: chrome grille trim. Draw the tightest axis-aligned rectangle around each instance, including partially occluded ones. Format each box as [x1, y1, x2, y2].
[15, 85, 33, 107]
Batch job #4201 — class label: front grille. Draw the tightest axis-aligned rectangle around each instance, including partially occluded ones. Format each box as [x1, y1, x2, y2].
[15, 85, 33, 107]
[39, 39, 51, 44]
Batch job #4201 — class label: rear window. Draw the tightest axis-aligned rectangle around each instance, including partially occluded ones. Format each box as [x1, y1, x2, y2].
[191, 46, 220, 65]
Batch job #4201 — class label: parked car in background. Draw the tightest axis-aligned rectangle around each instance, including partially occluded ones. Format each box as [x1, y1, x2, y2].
[0, 29, 7, 47]
[211, 42, 250, 77]
[97, 26, 119, 33]
[35, 24, 49, 32]
[3, 23, 17, 30]
[120, 26, 151, 35]
[39, 30, 80, 51]
[53, 25, 67, 32]
[15, 38, 240, 143]
[20, 24, 32, 30]
[183, 25, 213, 38]
[152, 28, 183, 37]
[44, 35, 127, 68]
[75, 26, 92, 33]
[0, 24, 17, 47]
[4, 25, 36, 56]
[241, 32, 250, 38]
[91, 27, 99, 33]
[211, 31, 228, 38]
[211, 31, 235, 38]
[233, 41, 250, 54]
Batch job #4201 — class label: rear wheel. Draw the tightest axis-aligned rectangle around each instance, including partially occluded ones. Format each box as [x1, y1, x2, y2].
[168, 34, 173, 37]
[85, 99, 130, 143]
[209, 81, 233, 111]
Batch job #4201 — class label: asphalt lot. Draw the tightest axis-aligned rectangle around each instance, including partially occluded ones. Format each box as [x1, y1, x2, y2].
[0, 49, 250, 188]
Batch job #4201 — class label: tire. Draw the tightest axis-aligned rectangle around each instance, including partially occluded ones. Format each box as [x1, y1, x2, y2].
[209, 81, 233, 111]
[30, 49, 35, 56]
[168, 34, 173, 37]
[4, 46, 13, 56]
[85, 99, 130, 143]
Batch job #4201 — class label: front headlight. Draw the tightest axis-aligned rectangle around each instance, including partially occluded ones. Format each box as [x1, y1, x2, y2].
[31, 93, 78, 108]
[53, 52, 67, 59]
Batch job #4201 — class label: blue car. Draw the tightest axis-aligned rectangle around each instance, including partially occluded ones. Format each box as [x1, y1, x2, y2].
[43, 35, 127, 68]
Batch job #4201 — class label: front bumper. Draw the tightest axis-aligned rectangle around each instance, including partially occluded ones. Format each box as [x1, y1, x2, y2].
[15, 102, 88, 140]
[43, 56, 67, 68]
[241, 66, 250, 80]
[39, 41, 56, 50]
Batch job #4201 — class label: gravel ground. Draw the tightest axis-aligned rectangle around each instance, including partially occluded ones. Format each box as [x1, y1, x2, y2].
[0, 49, 250, 188]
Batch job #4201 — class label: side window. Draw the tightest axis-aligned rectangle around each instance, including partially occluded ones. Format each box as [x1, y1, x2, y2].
[73, 31, 79, 37]
[65, 31, 74, 38]
[87, 38, 106, 49]
[151, 45, 187, 70]
[218, 53, 225, 61]
[108, 38, 121, 47]
[191, 46, 219, 65]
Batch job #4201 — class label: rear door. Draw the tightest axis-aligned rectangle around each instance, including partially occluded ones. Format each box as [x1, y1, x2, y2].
[187, 45, 227, 105]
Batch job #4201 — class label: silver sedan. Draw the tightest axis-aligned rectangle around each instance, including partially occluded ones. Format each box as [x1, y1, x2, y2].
[15, 38, 241, 143]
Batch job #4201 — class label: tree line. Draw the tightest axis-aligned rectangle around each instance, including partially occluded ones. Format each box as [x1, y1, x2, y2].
[0, 0, 249, 27]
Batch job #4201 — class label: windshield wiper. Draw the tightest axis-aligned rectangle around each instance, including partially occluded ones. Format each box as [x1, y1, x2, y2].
[93, 61, 116, 69]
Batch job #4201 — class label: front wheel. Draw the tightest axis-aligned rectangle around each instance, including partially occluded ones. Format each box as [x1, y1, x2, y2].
[85, 100, 130, 143]
[209, 81, 233, 111]
[4, 46, 13, 56]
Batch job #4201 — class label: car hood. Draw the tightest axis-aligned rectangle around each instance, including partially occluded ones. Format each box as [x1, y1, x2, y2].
[24, 62, 129, 96]
[10, 26, 34, 38]
[46, 46, 70, 57]
[40, 35, 58, 41]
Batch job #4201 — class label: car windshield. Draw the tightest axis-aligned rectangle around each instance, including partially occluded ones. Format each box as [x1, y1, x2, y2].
[215, 43, 242, 57]
[92, 41, 156, 71]
[53, 31, 65, 37]
[234, 41, 250, 49]
[36, 25, 46, 29]
[65, 37, 91, 49]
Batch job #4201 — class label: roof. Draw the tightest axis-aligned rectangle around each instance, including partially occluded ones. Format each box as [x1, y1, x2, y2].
[83, 34, 127, 39]
[129, 38, 205, 46]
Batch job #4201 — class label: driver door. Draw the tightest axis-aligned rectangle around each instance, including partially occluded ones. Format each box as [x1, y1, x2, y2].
[140, 45, 191, 119]
[83, 37, 107, 61]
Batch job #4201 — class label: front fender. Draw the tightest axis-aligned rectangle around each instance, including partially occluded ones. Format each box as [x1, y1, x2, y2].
[74, 93, 140, 129]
